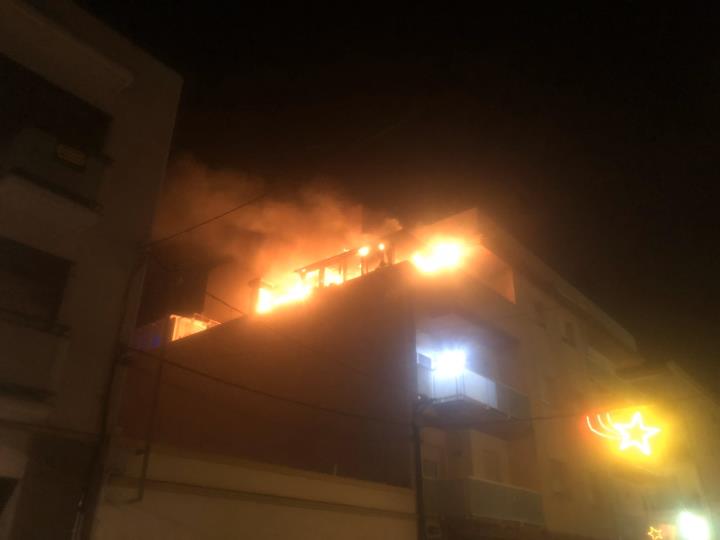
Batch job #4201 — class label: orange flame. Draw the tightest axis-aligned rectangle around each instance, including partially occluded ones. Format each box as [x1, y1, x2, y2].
[256, 237, 468, 313]
[411, 240, 465, 273]
[256, 277, 313, 314]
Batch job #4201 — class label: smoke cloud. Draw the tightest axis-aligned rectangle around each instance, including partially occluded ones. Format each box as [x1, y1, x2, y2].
[153, 155, 401, 284]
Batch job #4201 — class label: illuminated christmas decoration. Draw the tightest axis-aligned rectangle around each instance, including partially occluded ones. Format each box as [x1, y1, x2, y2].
[585, 410, 661, 456]
[614, 411, 661, 456]
[648, 526, 664, 540]
[586, 412, 620, 441]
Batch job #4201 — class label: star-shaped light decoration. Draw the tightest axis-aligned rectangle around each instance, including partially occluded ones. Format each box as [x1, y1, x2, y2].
[647, 526, 663, 540]
[613, 411, 661, 456]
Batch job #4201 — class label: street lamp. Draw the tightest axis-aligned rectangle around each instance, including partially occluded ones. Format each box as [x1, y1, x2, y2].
[677, 510, 711, 540]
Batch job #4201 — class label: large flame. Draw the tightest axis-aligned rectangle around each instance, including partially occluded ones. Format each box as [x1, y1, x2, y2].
[255, 238, 468, 314]
[411, 240, 465, 274]
[257, 276, 313, 314]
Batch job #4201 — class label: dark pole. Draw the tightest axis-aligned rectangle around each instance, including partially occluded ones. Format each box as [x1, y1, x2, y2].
[79, 253, 147, 540]
[132, 316, 170, 502]
[413, 398, 430, 540]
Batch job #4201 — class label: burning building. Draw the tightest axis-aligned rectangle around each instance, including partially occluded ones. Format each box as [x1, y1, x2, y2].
[99, 208, 719, 540]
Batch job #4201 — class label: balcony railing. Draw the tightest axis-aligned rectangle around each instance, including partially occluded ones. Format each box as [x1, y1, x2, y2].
[418, 364, 531, 420]
[0, 316, 67, 401]
[424, 478, 544, 526]
[1, 127, 106, 207]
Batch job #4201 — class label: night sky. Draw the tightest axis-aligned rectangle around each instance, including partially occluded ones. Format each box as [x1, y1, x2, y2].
[80, 2, 719, 391]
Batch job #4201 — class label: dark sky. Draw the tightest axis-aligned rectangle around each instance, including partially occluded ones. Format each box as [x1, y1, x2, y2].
[81, 2, 720, 390]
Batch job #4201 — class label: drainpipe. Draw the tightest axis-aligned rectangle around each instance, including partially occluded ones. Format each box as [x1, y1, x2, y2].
[78, 251, 148, 540]
[132, 316, 170, 503]
[413, 404, 427, 540]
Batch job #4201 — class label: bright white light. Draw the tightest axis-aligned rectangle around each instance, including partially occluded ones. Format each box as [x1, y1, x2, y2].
[432, 349, 466, 379]
[677, 511, 711, 540]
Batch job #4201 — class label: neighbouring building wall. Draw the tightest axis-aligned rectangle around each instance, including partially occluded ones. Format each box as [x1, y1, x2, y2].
[0, 1, 181, 537]
[96, 449, 416, 540]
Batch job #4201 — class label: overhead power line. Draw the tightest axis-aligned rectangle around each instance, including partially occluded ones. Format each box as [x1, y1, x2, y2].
[126, 345, 411, 429]
[146, 191, 267, 247]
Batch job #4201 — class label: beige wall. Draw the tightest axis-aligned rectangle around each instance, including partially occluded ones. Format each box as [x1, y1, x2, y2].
[0, 0, 181, 434]
[96, 449, 416, 540]
[0, 1, 181, 538]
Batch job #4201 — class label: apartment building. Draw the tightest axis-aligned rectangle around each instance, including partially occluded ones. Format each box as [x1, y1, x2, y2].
[0, 1, 181, 538]
[99, 208, 717, 540]
[619, 362, 720, 536]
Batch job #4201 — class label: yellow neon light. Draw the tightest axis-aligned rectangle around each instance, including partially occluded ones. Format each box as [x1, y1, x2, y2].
[585, 410, 661, 456]
[648, 526, 663, 540]
[598, 413, 618, 435]
[586, 415, 618, 440]
[613, 411, 661, 456]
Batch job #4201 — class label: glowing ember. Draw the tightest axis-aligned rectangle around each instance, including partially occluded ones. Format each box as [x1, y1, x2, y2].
[411, 240, 465, 274]
[170, 314, 219, 341]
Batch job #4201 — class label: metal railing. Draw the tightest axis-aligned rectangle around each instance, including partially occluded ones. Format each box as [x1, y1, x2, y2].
[1, 127, 106, 206]
[0, 316, 67, 399]
[417, 364, 530, 419]
[424, 477, 545, 526]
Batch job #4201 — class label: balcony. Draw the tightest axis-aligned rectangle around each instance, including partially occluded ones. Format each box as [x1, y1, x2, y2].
[424, 478, 544, 526]
[0, 315, 68, 420]
[0, 128, 104, 249]
[418, 364, 531, 437]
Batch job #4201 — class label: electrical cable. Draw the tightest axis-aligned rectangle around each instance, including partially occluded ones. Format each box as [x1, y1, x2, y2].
[147, 247, 407, 388]
[146, 191, 267, 247]
[141, 248, 714, 430]
[126, 345, 411, 428]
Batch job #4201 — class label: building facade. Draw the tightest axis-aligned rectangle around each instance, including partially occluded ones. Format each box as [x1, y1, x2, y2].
[0, 1, 181, 537]
[98, 208, 719, 539]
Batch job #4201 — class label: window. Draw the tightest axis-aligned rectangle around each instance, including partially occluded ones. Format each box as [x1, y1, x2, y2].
[0, 236, 70, 328]
[563, 321, 576, 347]
[482, 449, 503, 482]
[0, 54, 109, 153]
[549, 459, 571, 497]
